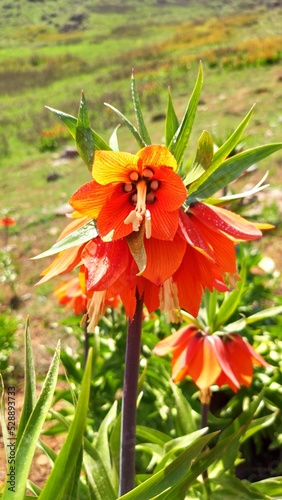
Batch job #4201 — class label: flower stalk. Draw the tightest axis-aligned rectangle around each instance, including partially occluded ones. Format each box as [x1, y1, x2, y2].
[119, 291, 143, 496]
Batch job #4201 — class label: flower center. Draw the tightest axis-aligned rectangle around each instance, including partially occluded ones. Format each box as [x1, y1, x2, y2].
[123, 169, 160, 236]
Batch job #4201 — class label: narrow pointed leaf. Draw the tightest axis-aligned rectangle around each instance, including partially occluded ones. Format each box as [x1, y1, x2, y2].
[46, 106, 111, 151]
[209, 106, 254, 170]
[184, 130, 214, 185]
[109, 125, 120, 151]
[204, 171, 269, 205]
[131, 72, 151, 145]
[0, 375, 8, 463]
[252, 477, 282, 497]
[104, 103, 146, 148]
[95, 401, 118, 484]
[165, 87, 179, 147]
[76, 92, 95, 170]
[169, 62, 203, 168]
[215, 262, 246, 330]
[16, 318, 36, 445]
[118, 431, 217, 500]
[170, 381, 198, 435]
[188, 143, 282, 201]
[3, 343, 60, 500]
[225, 305, 282, 332]
[33, 220, 98, 259]
[39, 349, 93, 500]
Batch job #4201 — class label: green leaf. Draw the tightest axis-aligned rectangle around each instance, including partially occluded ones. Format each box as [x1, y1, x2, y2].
[131, 71, 151, 145]
[188, 142, 282, 202]
[154, 429, 208, 473]
[210, 475, 268, 500]
[136, 426, 171, 447]
[218, 391, 263, 471]
[170, 380, 198, 435]
[252, 477, 282, 497]
[184, 130, 214, 185]
[165, 87, 179, 147]
[16, 318, 36, 445]
[46, 106, 111, 151]
[169, 62, 203, 169]
[46, 107, 77, 139]
[0, 375, 8, 463]
[104, 102, 146, 149]
[95, 401, 118, 487]
[204, 171, 269, 205]
[76, 92, 95, 171]
[119, 431, 217, 500]
[3, 342, 60, 500]
[241, 412, 277, 443]
[109, 125, 120, 151]
[208, 106, 254, 170]
[214, 261, 246, 330]
[225, 305, 282, 333]
[33, 220, 98, 259]
[39, 349, 93, 500]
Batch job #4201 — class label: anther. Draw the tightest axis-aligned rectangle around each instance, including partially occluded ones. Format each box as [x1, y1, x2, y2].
[150, 179, 159, 191]
[124, 183, 133, 192]
[131, 193, 137, 204]
[146, 192, 155, 203]
[142, 168, 154, 179]
[129, 171, 139, 182]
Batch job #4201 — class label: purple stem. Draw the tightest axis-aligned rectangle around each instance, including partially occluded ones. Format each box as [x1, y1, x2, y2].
[119, 292, 143, 496]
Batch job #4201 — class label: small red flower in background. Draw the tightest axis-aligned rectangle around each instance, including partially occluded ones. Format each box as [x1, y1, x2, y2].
[0, 217, 16, 227]
[153, 325, 269, 392]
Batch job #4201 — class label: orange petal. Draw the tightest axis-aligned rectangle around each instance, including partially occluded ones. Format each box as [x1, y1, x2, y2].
[93, 150, 139, 185]
[152, 166, 187, 211]
[178, 210, 215, 260]
[190, 215, 237, 273]
[97, 185, 136, 240]
[70, 181, 114, 219]
[142, 233, 186, 286]
[190, 202, 262, 241]
[212, 335, 240, 390]
[223, 336, 254, 387]
[37, 246, 84, 285]
[150, 205, 179, 240]
[57, 216, 92, 240]
[82, 238, 129, 291]
[153, 325, 197, 356]
[231, 335, 269, 368]
[137, 145, 178, 171]
[188, 336, 222, 390]
[173, 245, 204, 317]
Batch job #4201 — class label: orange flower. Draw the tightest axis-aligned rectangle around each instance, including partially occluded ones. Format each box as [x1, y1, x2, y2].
[0, 217, 16, 227]
[69, 145, 187, 241]
[153, 326, 269, 392]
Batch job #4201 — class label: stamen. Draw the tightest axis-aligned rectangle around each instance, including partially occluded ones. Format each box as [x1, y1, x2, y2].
[142, 168, 154, 179]
[129, 171, 139, 182]
[136, 180, 147, 214]
[124, 210, 143, 231]
[150, 179, 159, 191]
[145, 209, 151, 239]
[131, 193, 137, 204]
[124, 183, 133, 192]
[159, 278, 181, 323]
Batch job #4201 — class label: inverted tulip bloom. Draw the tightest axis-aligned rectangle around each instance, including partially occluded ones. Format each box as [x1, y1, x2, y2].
[153, 325, 269, 392]
[69, 145, 187, 241]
